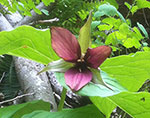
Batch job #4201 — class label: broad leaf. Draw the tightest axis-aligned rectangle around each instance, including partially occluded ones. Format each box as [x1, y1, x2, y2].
[102, 17, 122, 30]
[0, 100, 50, 118]
[55, 70, 127, 97]
[94, 4, 126, 22]
[104, 0, 119, 9]
[136, 0, 150, 9]
[91, 51, 150, 117]
[91, 91, 150, 118]
[90, 97, 116, 118]
[22, 105, 105, 118]
[0, 26, 59, 65]
[101, 51, 150, 91]
[109, 92, 150, 118]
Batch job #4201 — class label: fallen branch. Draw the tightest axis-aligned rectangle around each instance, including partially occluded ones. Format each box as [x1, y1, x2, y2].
[34, 18, 59, 24]
[0, 93, 34, 105]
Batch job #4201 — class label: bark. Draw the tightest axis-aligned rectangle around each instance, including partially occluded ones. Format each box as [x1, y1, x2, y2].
[0, 13, 13, 31]
[14, 57, 57, 110]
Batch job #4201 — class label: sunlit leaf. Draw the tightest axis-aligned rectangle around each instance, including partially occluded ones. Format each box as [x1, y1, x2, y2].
[42, 0, 55, 6]
[101, 51, 150, 91]
[109, 92, 150, 118]
[90, 97, 116, 118]
[0, 26, 59, 65]
[0, 100, 50, 118]
[55, 70, 127, 97]
[98, 24, 113, 31]
[104, 0, 119, 9]
[136, 0, 150, 9]
[22, 105, 105, 118]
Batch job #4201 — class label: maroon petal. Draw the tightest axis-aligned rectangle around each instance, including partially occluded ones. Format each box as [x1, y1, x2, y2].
[85, 46, 112, 69]
[65, 68, 92, 91]
[51, 27, 81, 63]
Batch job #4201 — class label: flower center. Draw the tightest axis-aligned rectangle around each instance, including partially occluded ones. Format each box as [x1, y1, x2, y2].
[76, 58, 87, 72]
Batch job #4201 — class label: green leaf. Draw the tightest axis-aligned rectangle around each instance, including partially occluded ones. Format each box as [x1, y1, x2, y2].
[95, 4, 126, 22]
[90, 97, 116, 118]
[0, 26, 59, 65]
[33, 7, 42, 15]
[0, 100, 50, 118]
[41, 9, 49, 16]
[98, 24, 113, 31]
[123, 37, 141, 48]
[124, 2, 131, 10]
[54, 70, 127, 97]
[136, 0, 150, 9]
[109, 92, 150, 118]
[78, 11, 92, 54]
[28, 0, 35, 9]
[91, 21, 101, 31]
[131, 6, 138, 14]
[106, 23, 143, 49]
[119, 23, 130, 35]
[105, 31, 122, 45]
[78, 10, 89, 20]
[22, 105, 105, 118]
[137, 22, 149, 39]
[0, 0, 9, 6]
[143, 47, 150, 51]
[91, 91, 150, 118]
[104, 0, 119, 9]
[42, 0, 55, 6]
[102, 17, 122, 30]
[36, 0, 40, 4]
[101, 51, 150, 91]
[133, 27, 144, 40]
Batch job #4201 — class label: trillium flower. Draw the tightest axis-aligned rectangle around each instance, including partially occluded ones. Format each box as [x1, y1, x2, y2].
[50, 27, 111, 91]
[38, 11, 112, 92]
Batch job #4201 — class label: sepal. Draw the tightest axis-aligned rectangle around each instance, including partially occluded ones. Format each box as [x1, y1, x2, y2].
[37, 59, 73, 75]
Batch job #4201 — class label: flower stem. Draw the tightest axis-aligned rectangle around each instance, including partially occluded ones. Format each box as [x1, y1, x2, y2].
[58, 87, 67, 111]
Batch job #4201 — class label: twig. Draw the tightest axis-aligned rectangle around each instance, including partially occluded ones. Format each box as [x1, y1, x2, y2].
[142, 9, 149, 27]
[0, 92, 34, 105]
[0, 72, 5, 83]
[125, 1, 136, 19]
[30, 18, 59, 25]
[37, 18, 59, 23]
